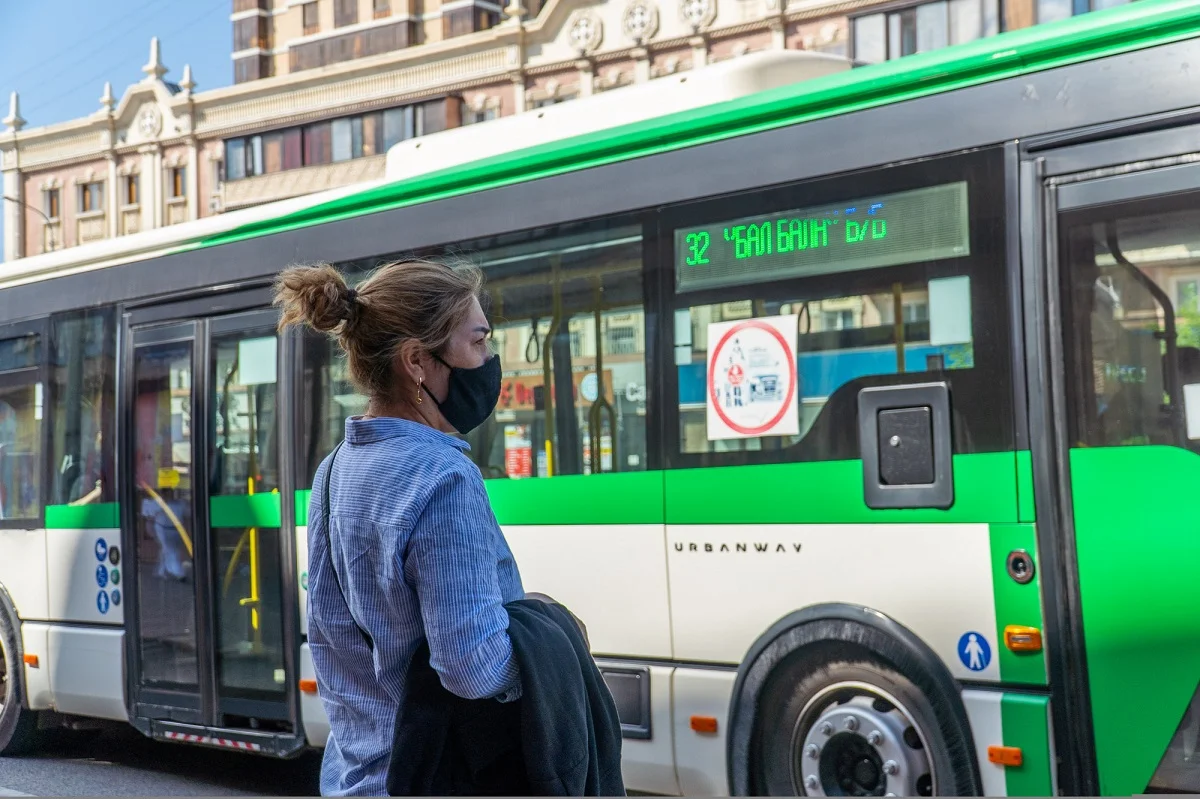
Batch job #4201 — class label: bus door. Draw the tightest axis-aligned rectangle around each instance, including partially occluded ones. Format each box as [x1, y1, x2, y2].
[1031, 129, 1200, 795]
[122, 301, 302, 755]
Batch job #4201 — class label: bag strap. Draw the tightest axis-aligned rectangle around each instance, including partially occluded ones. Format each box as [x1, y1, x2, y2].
[321, 440, 374, 652]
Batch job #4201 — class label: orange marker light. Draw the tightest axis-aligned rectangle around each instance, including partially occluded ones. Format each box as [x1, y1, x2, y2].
[23, 654, 38, 668]
[1004, 625, 1043, 653]
[690, 715, 718, 734]
[988, 745, 1023, 767]
[299, 678, 318, 694]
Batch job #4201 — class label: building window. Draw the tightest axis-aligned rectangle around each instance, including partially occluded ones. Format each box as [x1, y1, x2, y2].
[233, 16, 268, 50]
[289, 19, 417, 71]
[170, 167, 186, 199]
[303, 1, 320, 34]
[464, 106, 497, 125]
[374, 0, 391, 18]
[124, 175, 139, 206]
[442, 6, 499, 38]
[78, 182, 104, 214]
[532, 95, 571, 108]
[335, 0, 358, 27]
[853, 0, 1000, 63]
[44, 189, 60, 220]
[222, 101, 442, 181]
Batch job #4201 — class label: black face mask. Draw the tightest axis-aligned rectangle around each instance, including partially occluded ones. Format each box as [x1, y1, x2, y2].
[427, 353, 502, 434]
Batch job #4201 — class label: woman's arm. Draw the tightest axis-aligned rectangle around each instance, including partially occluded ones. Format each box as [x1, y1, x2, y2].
[404, 464, 519, 701]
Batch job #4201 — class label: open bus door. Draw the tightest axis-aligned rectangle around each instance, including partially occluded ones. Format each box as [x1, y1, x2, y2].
[119, 294, 304, 756]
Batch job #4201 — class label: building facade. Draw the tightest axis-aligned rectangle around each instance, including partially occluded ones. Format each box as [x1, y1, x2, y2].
[1, 0, 1133, 263]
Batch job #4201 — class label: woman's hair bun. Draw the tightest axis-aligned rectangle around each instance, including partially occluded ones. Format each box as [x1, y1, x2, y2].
[274, 263, 358, 334]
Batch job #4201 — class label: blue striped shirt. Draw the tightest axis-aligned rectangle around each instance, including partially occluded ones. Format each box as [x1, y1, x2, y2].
[307, 416, 525, 796]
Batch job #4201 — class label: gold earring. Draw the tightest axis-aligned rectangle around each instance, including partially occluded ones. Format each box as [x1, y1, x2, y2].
[417, 379, 423, 404]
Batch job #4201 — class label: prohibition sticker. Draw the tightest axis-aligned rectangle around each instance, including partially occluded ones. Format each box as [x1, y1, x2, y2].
[706, 314, 799, 440]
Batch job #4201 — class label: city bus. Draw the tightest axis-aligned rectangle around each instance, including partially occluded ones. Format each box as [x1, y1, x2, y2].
[3, 1, 1200, 794]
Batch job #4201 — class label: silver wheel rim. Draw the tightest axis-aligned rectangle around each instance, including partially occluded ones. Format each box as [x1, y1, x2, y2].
[790, 681, 936, 797]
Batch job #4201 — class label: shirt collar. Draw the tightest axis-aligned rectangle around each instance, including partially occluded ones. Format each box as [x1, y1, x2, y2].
[343, 416, 471, 452]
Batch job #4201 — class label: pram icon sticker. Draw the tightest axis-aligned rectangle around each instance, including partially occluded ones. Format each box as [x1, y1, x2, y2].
[706, 315, 799, 441]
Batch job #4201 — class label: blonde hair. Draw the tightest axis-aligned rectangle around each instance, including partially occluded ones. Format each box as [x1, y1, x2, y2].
[273, 259, 484, 401]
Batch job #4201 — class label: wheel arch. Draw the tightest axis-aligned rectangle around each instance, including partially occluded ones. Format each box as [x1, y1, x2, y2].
[0, 577, 29, 711]
[725, 602, 983, 797]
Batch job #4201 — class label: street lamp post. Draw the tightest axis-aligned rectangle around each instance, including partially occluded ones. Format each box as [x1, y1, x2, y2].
[2, 193, 56, 253]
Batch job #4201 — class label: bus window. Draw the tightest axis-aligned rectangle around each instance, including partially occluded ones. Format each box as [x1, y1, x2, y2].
[299, 216, 650, 483]
[676, 281, 970, 456]
[0, 331, 43, 523]
[452, 219, 648, 479]
[51, 309, 115, 506]
[1062, 202, 1200, 453]
[665, 154, 1012, 469]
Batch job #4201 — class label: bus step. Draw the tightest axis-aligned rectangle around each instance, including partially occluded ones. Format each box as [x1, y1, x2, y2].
[147, 720, 306, 758]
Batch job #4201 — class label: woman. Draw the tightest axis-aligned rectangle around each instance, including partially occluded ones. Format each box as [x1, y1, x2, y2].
[274, 260, 524, 797]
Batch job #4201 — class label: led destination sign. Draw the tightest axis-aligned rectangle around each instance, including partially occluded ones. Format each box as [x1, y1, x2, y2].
[674, 182, 970, 292]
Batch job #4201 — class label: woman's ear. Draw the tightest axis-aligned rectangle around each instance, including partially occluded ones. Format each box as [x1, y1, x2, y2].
[395, 339, 426, 385]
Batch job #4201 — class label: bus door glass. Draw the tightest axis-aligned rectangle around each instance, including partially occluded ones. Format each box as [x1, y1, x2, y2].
[126, 308, 293, 738]
[1055, 166, 1200, 794]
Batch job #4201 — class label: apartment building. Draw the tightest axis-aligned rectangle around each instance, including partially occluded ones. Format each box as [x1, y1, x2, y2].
[1, 0, 1131, 261]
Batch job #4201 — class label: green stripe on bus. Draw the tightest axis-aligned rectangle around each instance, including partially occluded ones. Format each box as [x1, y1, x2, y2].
[44, 502, 119, 530]
[195, 3, 1200, 251]
[296, 489, 311, 527]
[665, 452, 1017, 525]
[989, 524, 1047, 686]
[486, 472, 664, 526]
[209, 494, 282, 528]
[1016, 450, 1035, 523]
[1000, 693, 1054, 797]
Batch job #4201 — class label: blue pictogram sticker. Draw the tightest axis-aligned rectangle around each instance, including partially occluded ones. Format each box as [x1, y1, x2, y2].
[96, 564, 108, 588]
[958, 631, 991, 672]
[94, 538, 108, 562]
[97, 590, 110, 615]
[111, 589, 121, 607]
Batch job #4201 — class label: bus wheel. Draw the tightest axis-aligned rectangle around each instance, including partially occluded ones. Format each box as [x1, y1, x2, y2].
[0, 610, 39, 755]
[754, 654, 969, 797]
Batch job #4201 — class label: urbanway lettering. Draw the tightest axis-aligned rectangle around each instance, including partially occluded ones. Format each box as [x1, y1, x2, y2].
[674, 542, 802, 553]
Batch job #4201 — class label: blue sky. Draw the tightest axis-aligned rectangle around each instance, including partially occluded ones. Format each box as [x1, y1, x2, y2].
[0, 0, 233, 257]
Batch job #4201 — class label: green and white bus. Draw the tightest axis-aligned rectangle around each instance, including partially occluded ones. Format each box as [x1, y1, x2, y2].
[4, 1, 1200, 794]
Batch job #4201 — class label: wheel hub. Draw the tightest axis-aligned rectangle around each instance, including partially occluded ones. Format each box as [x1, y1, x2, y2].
[792, 683, 934, 797]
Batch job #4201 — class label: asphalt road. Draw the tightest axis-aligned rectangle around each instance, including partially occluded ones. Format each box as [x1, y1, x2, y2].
[0, 727, 322, 796]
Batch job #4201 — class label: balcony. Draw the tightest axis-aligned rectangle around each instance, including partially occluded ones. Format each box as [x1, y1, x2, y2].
[121, 206, 141, 236]
[166, 198, 188, 227]
[222, 154, 387, 210]
[76, 212, 108, 245]
[233, 0, 269, 12]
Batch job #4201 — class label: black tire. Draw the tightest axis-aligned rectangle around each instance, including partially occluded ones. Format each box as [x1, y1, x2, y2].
[0, 607, 40, 756]
[751, 643, 976, 797]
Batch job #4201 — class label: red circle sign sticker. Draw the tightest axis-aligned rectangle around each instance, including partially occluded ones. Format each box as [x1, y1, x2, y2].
[707, 317, 798, 438]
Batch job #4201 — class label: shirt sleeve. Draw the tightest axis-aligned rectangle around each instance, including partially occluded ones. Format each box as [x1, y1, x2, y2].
[403, 463, 520, 701]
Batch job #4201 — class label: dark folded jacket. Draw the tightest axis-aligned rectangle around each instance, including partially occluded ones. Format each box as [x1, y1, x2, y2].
[386, 599, 625, 796]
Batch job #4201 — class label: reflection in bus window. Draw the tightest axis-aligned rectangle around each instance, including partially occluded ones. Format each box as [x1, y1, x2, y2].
[0, 385, 42, 521]
[1063, 204, 1200, 452]
[302, 218, 649, 482]
[132, 339, 199, 689]
[450, 220, 647, 479]
[51, 310, 114, 506]
[677, 280, 974, 457]
[0, 329, 43, 522]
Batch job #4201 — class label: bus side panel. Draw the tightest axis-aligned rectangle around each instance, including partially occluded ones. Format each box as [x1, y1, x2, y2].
[665, 520, 999, 682]
[502, 524, 673, 659]
[1070, 446, 1200, 795]
[0, 528, 48, 621]
[45, 526, 124, 625]
[46, 626, 126, 720]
